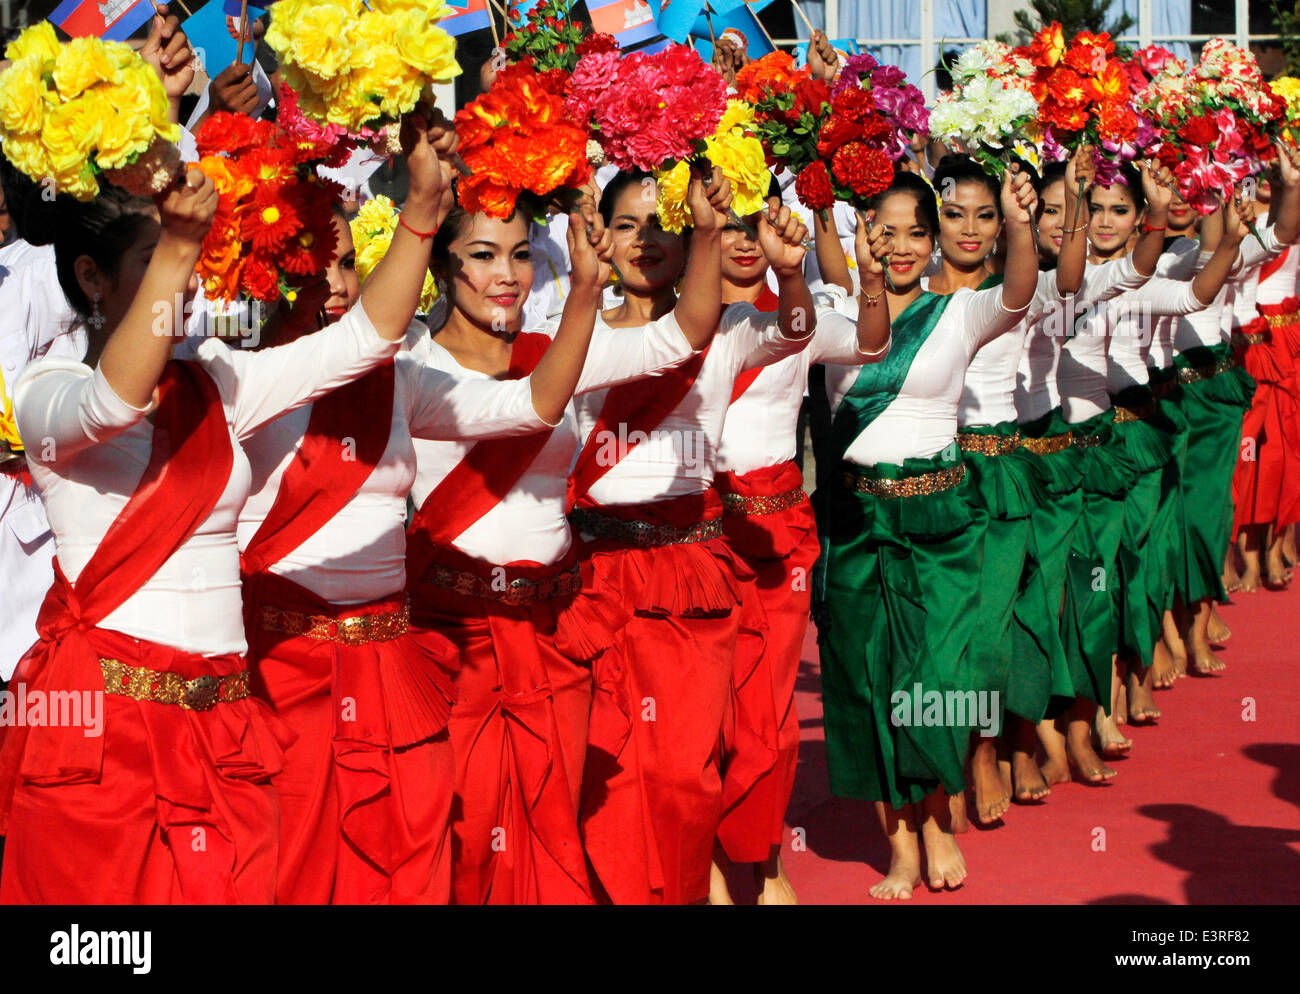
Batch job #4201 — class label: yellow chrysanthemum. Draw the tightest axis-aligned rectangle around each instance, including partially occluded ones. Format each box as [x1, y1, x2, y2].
[350, 195, 438, 311]
[656, 100, 769, 233]
[287, 4, 356, 79]
[4, 21, 59, 66]
[0, 132, 52, 184]
[0, 362, 23, 453]
[0, 57, 50, 135]
[53, 36, 121, 100]
[393, 11, 460, 80]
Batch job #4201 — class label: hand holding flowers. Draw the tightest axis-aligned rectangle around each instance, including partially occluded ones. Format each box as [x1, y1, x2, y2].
[567, 205, 612, 293]
[401, 108, 459, 232]
[1002, 164, 1039, 229]
[757, 202, 810, 277]
[684, 164, 735, 237]
[854, 210, 892, 289]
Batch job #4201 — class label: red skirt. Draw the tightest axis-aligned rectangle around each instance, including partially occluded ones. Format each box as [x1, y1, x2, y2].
[1233, 307, 1300, 531]
[0, 626, 288, 904]
[408, 543, 605, 905]
[573, 490, 746, 904]
[245, 571, 457, 905]
[714, 462, 817, 863]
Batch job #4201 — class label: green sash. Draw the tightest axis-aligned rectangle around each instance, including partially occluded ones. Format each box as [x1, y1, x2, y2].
[828, 291, 953, 465]
[978, 273, 1005, 291]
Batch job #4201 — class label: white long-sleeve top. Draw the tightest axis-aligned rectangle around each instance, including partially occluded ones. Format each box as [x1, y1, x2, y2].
[1014, 257, 1149, 423]
[0, 243, 82, 680]
[409, 311, 698, 566]
[826, 285, 1027, 466]
[1256, 242, 1299, 307]
[13, 302, 401, 657]
[1147, 238, 1202, 369]
[716, 287, 887, 476]
[1105, 277, 1206, 396]
[238, 337, 555, 605]
[572, 304, 815, 507]
[1060, 276, 1202, 422]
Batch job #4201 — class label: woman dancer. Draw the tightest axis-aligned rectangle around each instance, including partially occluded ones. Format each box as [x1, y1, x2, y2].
[405, 168, 737, 904]
[0, 116, 455, 904]
[816, 166, 1038, 899]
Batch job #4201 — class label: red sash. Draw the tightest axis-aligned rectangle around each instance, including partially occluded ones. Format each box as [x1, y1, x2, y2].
[0, 361, 234, 813]
[240, 361, 396, 577]
[406, 333, 554, 583]
[727, 286, 780, 404]
[1260, 246, 1290, 283]
[566, 349, 711, 508]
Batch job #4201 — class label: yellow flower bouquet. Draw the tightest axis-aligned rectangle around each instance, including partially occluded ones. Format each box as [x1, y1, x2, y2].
[0, 362, 23, 465]
[351, 195, 439, 312]
[267, 0, 462, 140]
[654, 100, 770, 234]
[0, 22, 182, 201]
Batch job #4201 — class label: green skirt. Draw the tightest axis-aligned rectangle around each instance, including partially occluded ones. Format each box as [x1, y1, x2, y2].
[959, 421, 1048, 721]
[1145, 376, 1191, 613]
[1060, 410, 1131, 710]
[815, 451, 985, 807]
[1014, 408, 1084, 719]
[1171, 344, 1256, 604]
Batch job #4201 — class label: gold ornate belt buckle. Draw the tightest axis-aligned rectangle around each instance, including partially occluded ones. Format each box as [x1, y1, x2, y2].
[183, 675, 222, 712]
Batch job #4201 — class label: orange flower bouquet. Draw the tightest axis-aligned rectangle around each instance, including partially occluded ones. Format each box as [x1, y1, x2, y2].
[455, 61, 591, 220]
[194, 113, 341, 303]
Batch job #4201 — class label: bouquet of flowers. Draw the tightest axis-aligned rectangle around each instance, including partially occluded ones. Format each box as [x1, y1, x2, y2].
[1136, 39, 1286, 214]
[929, 42, 1040, 177]
[266, 0, 460, 137]
[352, 195, 438, 312]
[734, 51, 896, 213]
[503, 0, 617, 72]
[0, 21, 181, 201]
[655, 100, 770, 232]
[277, 83, 362, 170]
[456, 61, 592, 219]
[0, 365, 22, 466]
[1021, 23, 1140, 186]
[1271, 76, 1300, 143]
[831, 53, 929, 161]
[567, 42, 728, 172]
[193, 113, 341, 304]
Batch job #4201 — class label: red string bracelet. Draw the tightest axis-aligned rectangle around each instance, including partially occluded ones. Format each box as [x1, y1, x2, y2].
[1142, 222, 1167, 233]
[399, 214, 438, 240]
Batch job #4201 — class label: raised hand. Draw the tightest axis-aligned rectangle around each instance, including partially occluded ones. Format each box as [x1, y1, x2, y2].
[567, 205, 612, 292]
[401, 108, 459, 228]
[758, 201, 809, 276]
[855, 210, 892, 286]
[158, 168, 218, 248]
[808, 30, 840, 82]
[1276, 140, 1300, 189]
[685, 163, 734, 234]
[1140, 161, 1175, 216]
[209, 63, 260, 118]
[140, 5, 195, 103]
[1002, 163, 1037, 227]
[1223, 188, 1257, 243]
[1065, 143, 1096, 200]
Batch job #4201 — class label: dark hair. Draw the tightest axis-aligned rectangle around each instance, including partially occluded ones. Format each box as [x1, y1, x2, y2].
[599, 169, 655, 226]
[52, 186, 156, 322]
[935, 50, 960, 94]
[429, 203, 533, 292]
[1036, 160, 1068, 193]
[766, 172, 781, 201]
[1093, 161, 1145, 214]
[932, 153, 1001, 215]
[0, 155, 60, 246]
[866, 170, 940, 237]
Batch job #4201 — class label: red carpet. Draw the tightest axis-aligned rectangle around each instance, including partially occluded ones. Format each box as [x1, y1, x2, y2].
[777, 585, 1300, 904]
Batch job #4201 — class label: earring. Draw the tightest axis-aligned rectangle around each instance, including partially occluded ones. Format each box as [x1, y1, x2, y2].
[89, 291, 105, 331]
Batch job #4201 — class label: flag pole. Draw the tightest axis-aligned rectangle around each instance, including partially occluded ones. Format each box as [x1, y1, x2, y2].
[789, 0, 817, 36]
[235, 0, 250, 65]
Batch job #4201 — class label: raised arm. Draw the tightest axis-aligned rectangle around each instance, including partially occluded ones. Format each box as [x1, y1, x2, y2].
[759, 202, 815, 342]
[1132, 161, 1176, 278]
[853, 211, 892, 355]
[1057, 145, 1094, 295]
[1000, 164, 1039, 312]
[1190, 192, 1253, 306]
[672, 166, 733, 349]
[814, 205, 854, 295]
[1270, 141, 1300, 245]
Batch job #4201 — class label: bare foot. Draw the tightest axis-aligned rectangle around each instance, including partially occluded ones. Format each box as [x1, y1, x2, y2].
[1208, 607, 1231, 643]
[1094, 709, 1133, 758]
[1152, 639, 1179, 689]
[948, 791, 970, 834]
[869, 852, 922, 901]
[708, 857, 734, 906]
[1265, 545, 1289, 589]
[1126, 668, 1161, 724]
[1040, 755, 1071, 786]
[1115, 682, 1128, 725]
[1190, 644, 1226, 675]
[970, 740, 1010, 824]
[1011, 750, 1051, 802]
[1065, 717, 1117, 782]
[755, 851, 798, 906]
[920, 822, 968, 890]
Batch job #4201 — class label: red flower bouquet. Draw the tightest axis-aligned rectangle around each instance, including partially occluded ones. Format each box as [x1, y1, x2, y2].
[456, 61, 592, 219]
[194, 113, 341, 304]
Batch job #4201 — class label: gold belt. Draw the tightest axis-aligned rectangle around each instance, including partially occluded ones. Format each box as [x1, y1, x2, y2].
[1112, 402, 1156, 424]
[1020, 431, 1073, 455]
[956, 431, 1022, 456]
[1266, 310, 1298, 329]
[1177, 355, 1236, 385]
[1231, 331, 1269, 348]
[259, 602, 409, 645]
[570, 508, 723, 547]
[100, 659, 250, 712]
[840, 463, 966, 499]
[720, 485, 807, 517]
[422, 563, 581, 606]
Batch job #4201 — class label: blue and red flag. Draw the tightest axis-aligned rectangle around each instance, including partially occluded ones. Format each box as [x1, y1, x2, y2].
[442, 0, 493, 37]
[51, 0, 155, 41]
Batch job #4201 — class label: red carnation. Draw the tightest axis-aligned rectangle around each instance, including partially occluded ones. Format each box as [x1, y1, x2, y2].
[794, 78, 832, 118]
[1178, 114, 1216, 147]
[831, 87, 874, 122]
[577, 32, 619, 56]
[795, 160, 835, 211]
[817, 112, 864, 157]
[241, 256, 280, 302]
[831, 142, 893, 198]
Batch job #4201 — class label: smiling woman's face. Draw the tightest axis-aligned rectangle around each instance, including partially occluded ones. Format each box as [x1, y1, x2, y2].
[441, 212, 535, 332]
[1037, 178, 1066, 258]
[322, 213, 359, 324]
[937, 178, 1001, 267]
[1088, 181, 1141, 255]
[607, 178, 686, 294]
[874, 190, 934, 292]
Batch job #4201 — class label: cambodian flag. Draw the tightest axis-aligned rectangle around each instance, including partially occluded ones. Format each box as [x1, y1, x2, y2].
[587, 0, 661, 50]
[51, 0, 155, 41]
[441, 0, 492, 37]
